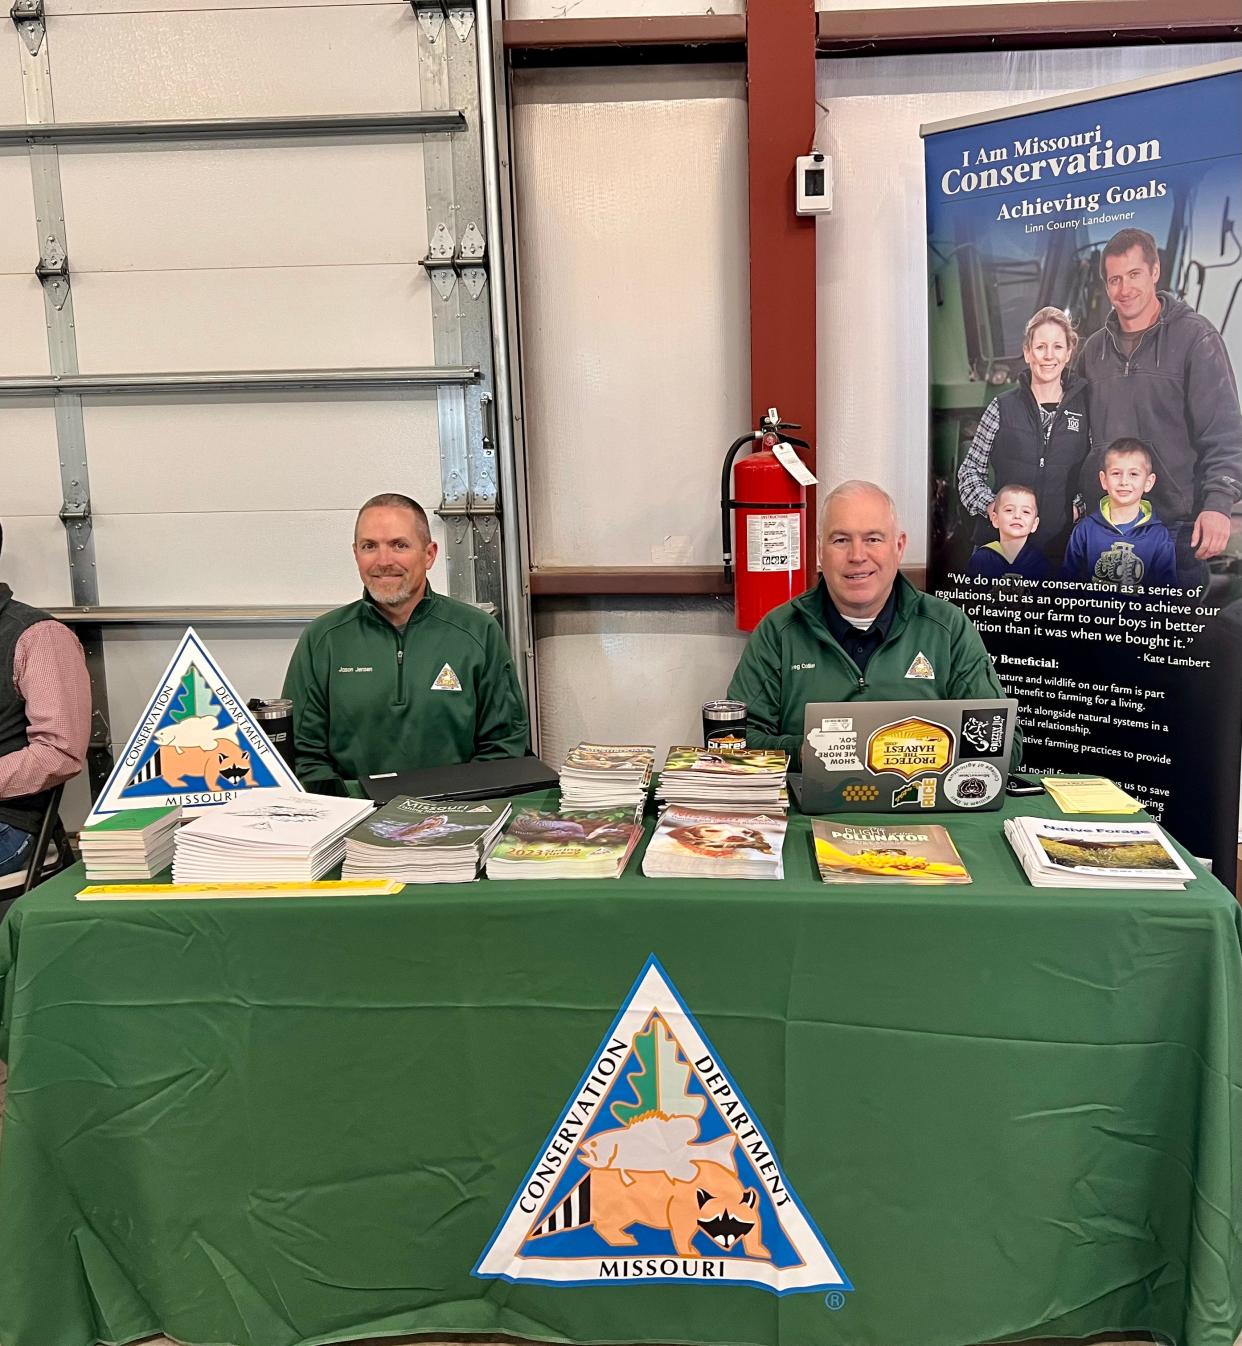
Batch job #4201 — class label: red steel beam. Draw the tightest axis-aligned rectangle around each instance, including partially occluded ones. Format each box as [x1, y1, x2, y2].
[747, 0, 820, 588]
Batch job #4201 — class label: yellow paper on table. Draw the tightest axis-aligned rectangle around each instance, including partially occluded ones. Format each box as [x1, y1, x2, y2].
[77, 878, 404, 901]
[1041, 776, 1143, 814]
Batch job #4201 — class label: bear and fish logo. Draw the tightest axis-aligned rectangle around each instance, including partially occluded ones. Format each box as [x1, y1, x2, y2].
[474, 956, 850, 1296]
[87, 627, 302, 823]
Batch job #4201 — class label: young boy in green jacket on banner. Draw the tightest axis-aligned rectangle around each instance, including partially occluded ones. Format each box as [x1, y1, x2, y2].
[727, 480, 1021, 770]
[282, 494, 529, 795]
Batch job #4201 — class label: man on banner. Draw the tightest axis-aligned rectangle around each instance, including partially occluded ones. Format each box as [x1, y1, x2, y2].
[727, 480, 1019, 768]
[0, 522, 90, 894]
[1080, 227, 1242, 591]
[283, 493, 529, 793]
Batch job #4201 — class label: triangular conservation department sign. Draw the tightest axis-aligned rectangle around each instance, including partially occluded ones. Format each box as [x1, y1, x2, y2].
[474, 956, 851, 1296]
[87, 626, 303, 823]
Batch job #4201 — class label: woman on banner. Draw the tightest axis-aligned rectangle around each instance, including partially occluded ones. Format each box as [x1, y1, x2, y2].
[956, 306, 1091, 566]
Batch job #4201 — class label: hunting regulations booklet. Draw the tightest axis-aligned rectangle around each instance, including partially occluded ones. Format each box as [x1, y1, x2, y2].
[342, 795, 512, 883]
[485, 805, 644, 880]
[642, 806, 787, 880]
[1003, 816, 1194, 888]
[811, 821, 970, 885]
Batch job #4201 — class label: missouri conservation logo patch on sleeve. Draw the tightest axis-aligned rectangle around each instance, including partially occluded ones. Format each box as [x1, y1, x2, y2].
[473, 955, 851, 1296]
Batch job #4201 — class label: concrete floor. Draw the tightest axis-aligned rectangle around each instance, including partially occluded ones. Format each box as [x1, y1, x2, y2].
[0, 1064, 1187, 1346]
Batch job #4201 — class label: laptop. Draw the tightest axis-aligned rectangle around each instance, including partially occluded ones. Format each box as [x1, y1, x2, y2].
[789, 698, 1017, 815]
[362, 755, 559, 805]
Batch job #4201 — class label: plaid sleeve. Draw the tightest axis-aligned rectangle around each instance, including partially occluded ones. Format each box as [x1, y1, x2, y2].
[956, 398, 1001, 517]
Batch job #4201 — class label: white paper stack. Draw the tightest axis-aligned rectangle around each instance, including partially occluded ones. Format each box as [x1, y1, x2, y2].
[654, 746, 789, 814]
[342, 796, 511, 883]
[642, 806, 786, 880]
[1004, 815, 1194, 889]
[172, 790, 374, 884]
[559, 743, 655, 810]
[79, 805, 182, 881]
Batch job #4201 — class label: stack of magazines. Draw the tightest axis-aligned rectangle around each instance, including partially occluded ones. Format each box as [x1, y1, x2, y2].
[642, 805, 786, 880]
[812, 820, 970, 884]
[1004, 815, 1194, 889]
[80, 805, 182, 881]
[342, 795, 510, 883]
[560, 742, 655, 810]
[654, 746, 789, 814]
[486, 805, 643, 880]
[172, 790, 374, 884]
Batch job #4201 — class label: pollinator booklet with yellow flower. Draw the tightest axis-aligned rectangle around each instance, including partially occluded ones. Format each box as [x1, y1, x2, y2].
[811, 820, 971, 885]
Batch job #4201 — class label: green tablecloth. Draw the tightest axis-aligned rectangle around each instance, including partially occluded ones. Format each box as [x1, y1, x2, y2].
[1, 792, 1240, 1346]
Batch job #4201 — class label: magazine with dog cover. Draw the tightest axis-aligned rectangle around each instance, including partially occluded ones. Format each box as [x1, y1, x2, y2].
[811, 821, 970, 884]
[642, 806, 787, 880]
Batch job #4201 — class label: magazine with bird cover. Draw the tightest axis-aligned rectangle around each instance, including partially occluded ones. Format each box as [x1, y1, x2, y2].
[811, 821, 971, 885]
[345, 796, 511, 851]
[485, 805, 644, 879]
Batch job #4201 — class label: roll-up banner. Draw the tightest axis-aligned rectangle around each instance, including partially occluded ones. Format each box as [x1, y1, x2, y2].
[923, 60, 1242, 882]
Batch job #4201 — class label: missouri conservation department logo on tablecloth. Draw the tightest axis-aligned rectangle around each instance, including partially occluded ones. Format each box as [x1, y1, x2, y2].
[474, 956, 851, 1295]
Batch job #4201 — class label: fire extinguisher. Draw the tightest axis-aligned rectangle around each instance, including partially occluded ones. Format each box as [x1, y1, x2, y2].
[721, 407, 812, 633]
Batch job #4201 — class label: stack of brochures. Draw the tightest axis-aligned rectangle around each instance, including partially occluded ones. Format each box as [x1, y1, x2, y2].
[342, 795, 510, 883]
[642, 805, 786, 880]
[559, 742, 655, 810]
[486, 805, 643, 880]
[812, 821, 970, 884]
[654, 746, 789, 814]
[172, 790, 374, 884]
[79, 805, 182, 881]
[1041, 776, 1143, 814]
[1004, 815, 1194, 889]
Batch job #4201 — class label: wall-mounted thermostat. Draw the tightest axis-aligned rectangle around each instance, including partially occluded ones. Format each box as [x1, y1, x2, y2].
[795, 153, 833, 216]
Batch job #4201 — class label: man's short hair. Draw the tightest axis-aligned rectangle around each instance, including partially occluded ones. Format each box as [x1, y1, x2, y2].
[1099, 228, 1159, 279]
[992, 483, 1039, 510]
[1102, 437, 1154, 475]
[355, 493, 432, 545]
[819, 480, 900, 533]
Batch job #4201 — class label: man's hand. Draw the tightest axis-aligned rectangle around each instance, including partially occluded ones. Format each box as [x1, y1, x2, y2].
[1191, 509, 1232, 559]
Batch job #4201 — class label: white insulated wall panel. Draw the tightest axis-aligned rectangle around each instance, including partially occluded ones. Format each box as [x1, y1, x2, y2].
[534, 601, 746, 769]
[47, 0, 391, 12]
[59, 143, 428, 272]
[46, 6, 422, 121]
[513, 65, 749, 566]
[815, 42, 1242, 564]
[84, 397, 443, 515]
[0, 406, 63, 514]
[0, 157, 37, 275]
[69, 266, 435, 373]
[0, 519, 74, 608]
[0, 278, 53, 375]
[92, 510, 393, 606]
[508, 1, 741, 16]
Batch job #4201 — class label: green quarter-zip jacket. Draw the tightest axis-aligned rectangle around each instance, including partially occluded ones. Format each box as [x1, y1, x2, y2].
[727, 576, 1020, 769]
[282, 583, 529, 793]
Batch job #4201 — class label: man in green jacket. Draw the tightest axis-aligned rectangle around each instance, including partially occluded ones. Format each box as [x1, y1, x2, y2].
[283, 494, 529, 793]
[727, 480, 1020, 768]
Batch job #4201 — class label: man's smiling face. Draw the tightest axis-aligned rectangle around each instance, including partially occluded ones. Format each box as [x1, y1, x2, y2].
[819, 488, 907, 620]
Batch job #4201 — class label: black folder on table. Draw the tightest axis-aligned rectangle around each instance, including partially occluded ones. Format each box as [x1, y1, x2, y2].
[361, 756, 559, 804]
